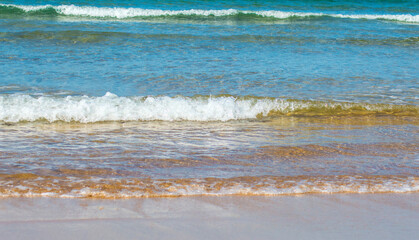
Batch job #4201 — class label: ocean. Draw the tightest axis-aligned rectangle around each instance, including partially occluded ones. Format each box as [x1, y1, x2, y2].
[0, 0, 418, 198]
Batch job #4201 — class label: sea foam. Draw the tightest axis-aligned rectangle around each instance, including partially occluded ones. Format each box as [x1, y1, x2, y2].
[1, 4, 418, 23]
[0, 93, 276, 122]
[0, 93, 417, 123]
[1, 175, 417, 198]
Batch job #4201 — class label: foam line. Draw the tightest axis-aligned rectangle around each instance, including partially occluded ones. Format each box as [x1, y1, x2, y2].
[1, 4, 418, 23]
[0, 93, 417, 123]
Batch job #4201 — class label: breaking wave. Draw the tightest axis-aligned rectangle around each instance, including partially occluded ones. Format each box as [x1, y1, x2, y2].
[0, 93, 417, 123]
[1, 4, 418, 23]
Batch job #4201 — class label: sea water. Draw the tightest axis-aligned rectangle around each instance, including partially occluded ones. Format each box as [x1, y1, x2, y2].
[0, 0, 418, 198]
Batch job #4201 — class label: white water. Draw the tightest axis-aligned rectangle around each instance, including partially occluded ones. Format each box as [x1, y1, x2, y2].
[0, 92, 414, 123]
[1, 176, 418, 198]
[0, 92, 278, 122]
[2, 4, 418, 23]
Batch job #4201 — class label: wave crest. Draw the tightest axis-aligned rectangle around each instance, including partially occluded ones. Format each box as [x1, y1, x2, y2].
[1, 4, 418, 23]
[0, 93, 417, 123]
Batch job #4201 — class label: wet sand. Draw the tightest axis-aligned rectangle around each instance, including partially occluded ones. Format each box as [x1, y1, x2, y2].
[0, 193, 418, 240]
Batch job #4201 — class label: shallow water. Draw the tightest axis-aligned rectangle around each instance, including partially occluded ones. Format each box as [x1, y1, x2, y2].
[0, 0, 418, 198]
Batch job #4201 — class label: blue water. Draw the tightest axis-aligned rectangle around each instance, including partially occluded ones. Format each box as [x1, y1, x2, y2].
[0, 1, 418, 197]
[0, 0, 418, 104]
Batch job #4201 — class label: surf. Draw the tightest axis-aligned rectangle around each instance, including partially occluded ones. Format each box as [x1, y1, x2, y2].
[1, 4, 418, 23]
[0, 92, 417, 123]
[1, 174, 417, 198]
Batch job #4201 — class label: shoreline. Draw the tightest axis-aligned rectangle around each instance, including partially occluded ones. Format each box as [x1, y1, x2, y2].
[1, 193, 418, 240]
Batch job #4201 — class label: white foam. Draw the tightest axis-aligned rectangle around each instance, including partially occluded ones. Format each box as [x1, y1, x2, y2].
[1, 176, 417, 198]
[2, 4, 418, 23]
[0, 93, 278, 122]
[0, 93, 414, 123]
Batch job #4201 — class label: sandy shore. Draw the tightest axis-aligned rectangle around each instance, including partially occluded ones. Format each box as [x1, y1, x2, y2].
[0, 193, 418, 240]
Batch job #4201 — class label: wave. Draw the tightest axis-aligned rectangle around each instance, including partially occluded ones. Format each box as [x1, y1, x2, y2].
[0, 93, 417, 123]
[1, 4, 418, 23]
[0, 175, 417, 198]
[1, 30, 418, 47]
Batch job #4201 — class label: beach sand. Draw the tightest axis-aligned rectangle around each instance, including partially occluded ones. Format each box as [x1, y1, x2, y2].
[0, 193, 417, 240]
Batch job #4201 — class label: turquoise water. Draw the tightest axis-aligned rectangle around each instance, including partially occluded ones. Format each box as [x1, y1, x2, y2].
[1, 0, 418, 103]
[0, 1, 418, 198]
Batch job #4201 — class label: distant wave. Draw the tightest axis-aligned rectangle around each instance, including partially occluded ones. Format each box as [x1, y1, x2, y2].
[1, 30, 418, 47]
[1, 4, 418, 23]
[0, 93, 417, 123]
